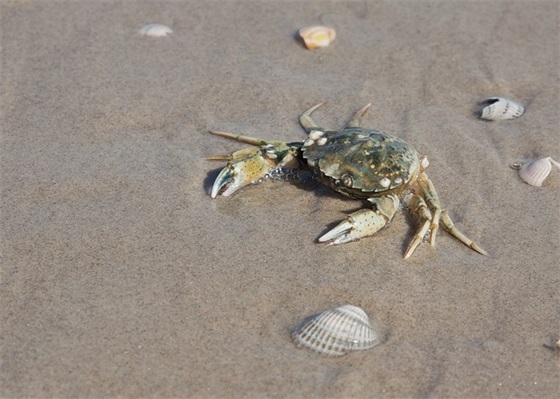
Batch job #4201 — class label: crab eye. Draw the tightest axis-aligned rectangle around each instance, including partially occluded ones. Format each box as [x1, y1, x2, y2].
[340, 173, 353, 187]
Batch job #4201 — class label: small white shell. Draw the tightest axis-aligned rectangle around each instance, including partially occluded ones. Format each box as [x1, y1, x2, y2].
[298, 25, 336, 49]
[139, 23, 173, 37]
[479, 97, 524, 120]
[292, 305, 379, 356]
[515, 157, 560, 187]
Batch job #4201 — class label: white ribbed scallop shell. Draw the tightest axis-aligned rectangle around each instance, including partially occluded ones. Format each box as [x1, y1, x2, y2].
[139, 23, 173, 37]
[479, 97, 524, 120]
[292, 305, 379, 356]
[517, 157, 560, 187]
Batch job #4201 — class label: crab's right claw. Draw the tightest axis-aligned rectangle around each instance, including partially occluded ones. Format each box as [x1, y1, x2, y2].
[318, 209, 390, 244]
[318, 195, 400, 245]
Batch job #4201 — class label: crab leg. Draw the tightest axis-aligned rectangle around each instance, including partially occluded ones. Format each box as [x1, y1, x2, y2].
[440, 211, 488, 256]
[404, 195, 433, 259]
[419, 178, 442, 246]
[299, 102, 326, 133]
[207, 131, 301, 198]
[345, 103, 372, 128]
[319, 194, 400, 245]
[408, 173, 488, 257]
[209, 130, 269, 146]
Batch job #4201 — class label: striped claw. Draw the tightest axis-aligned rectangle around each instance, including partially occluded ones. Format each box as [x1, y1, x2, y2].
[318, 195, 400, 245]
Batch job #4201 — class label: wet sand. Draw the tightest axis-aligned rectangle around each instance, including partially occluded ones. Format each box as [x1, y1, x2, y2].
[1, 1, 559, 398]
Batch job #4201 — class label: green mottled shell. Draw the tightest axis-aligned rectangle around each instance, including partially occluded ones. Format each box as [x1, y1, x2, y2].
[302, 128, 420, 199]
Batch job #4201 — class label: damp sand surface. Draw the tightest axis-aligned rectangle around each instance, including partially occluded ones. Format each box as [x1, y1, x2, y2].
[1, 1, 559, 398]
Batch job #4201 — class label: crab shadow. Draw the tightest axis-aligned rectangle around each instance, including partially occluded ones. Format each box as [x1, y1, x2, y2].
[203, 167, 342, 198]
[204, 167, 419, 256]
[203, 168, 222, 196]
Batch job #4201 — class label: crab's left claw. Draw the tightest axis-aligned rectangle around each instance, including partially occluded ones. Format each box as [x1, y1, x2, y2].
[208, 130, 300, 198]
[209, 146, 274, 198]
[211, 163, 242, 198]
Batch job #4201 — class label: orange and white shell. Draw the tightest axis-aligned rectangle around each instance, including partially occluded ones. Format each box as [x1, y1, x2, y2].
[298, 25, 336, 49]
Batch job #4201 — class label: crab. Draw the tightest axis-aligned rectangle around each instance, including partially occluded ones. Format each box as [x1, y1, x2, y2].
[207, 103, 487, 259]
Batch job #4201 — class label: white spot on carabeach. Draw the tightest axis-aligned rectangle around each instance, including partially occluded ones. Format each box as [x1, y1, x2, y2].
[303, 139, 315, 147]
[309, 130, 324, 140]
[322, 162, 340, 175]
[380, 177, 391, 187]
[140, 23, 173, 37]
[317, 137, 328, 146]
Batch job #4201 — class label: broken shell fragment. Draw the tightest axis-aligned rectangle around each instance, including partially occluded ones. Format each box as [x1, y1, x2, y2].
[292, 305, 380, 356]
[298, 25, 336, 49]
[514, 157, 560, 187]
[479, 97, 524, 120]
[139, 23, 173, 37]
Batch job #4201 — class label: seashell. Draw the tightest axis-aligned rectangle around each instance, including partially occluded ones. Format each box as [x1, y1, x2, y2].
[139, 23, 173, 37]
[298, 25, 336, 49]
[479, 97, 524, 120]
[292, 305, 380, 356]
[513, 157, 560, 187]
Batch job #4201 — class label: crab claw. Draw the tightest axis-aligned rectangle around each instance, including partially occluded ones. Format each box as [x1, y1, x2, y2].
[210, 146, 273, 198]
[208, 131, 301, 198]
[211, 165, 240, 198]
[319, 195, 400, 245]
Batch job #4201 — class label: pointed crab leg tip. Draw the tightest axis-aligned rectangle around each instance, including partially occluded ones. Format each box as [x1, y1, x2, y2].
[403, 247, 416, 260]
[206, 155, 232, 161]
[472, 244, 488, 256]
[209, 130, 235, 139]
[309, 102, 326, 111]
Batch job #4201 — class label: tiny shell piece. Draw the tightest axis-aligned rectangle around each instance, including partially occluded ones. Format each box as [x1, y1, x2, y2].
[298, 25, 336, 49]
[139, 23, 173, 37]
[292, 305, 379, 356]
[479, 97, 524, 120]
[515, 157, 560, 187]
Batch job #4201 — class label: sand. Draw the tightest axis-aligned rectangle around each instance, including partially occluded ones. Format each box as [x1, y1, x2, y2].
[1, 1, 558, 398]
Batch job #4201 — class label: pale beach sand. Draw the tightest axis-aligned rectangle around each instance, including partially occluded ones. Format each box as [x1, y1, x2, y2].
[1, 1, 559, 398]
